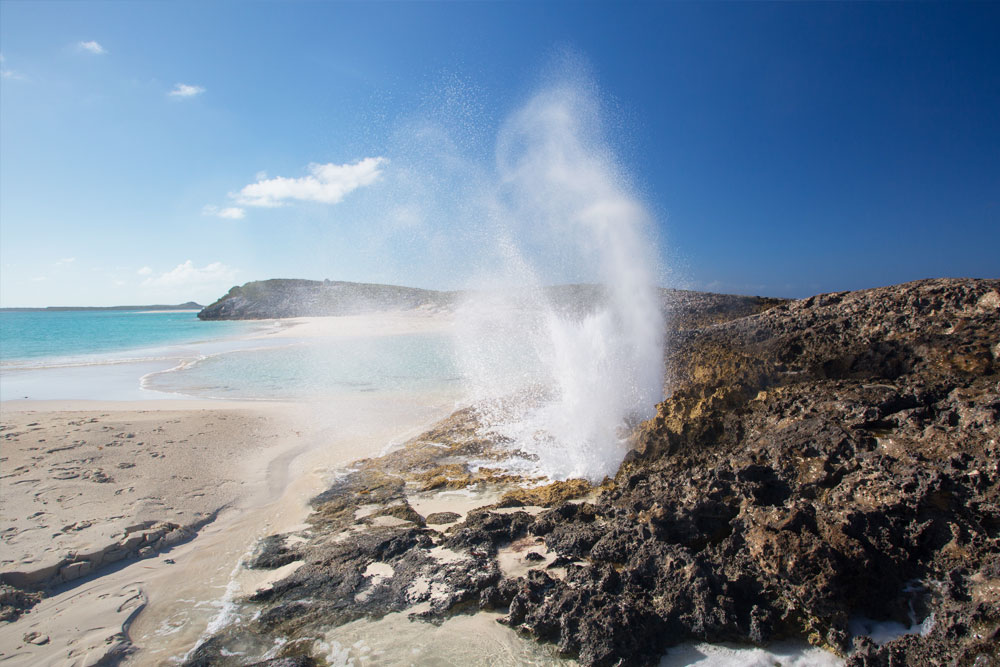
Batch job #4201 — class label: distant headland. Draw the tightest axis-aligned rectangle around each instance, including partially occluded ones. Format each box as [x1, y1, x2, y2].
[196, 278, 784, 321]
[197, 279, 455, 320]
[1, 302, 203, 312]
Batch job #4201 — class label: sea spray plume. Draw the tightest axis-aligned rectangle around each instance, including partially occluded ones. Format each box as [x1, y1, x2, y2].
[457, 81, 665, 481]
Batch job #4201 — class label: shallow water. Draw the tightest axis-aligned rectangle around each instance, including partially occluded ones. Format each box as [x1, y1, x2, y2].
[145, 332, 462, 400]
[123, 390, 465, 665]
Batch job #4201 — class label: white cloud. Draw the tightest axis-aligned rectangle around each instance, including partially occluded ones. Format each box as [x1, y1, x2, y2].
[142, 260, 237, 289]
[137, 266, 153, 276]
[202, 205, 246, 220]
[54, 257, 76, 266]
[234, 157, 387, 207]
[78, 41, 106, 55]
[169, 83, 205, 98]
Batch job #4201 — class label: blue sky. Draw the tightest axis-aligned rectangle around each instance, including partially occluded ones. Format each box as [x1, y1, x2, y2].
[1, 1, 997, 306]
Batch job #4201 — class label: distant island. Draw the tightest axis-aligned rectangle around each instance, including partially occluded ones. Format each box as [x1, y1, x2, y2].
[2, 302, 203, 312]
[197, 278, 783, 321]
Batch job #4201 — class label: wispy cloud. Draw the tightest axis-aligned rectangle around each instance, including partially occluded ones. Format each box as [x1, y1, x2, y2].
[168, 83, 205, 98]
[234, 157, 387, 208]
[202, 205, 246, 220]
[54, 257, 76, 266]
[137, 266, 153, 276]
[142, 260, 237, 289]
[0, 53, 25, 80]
[78, 41, 106, 55]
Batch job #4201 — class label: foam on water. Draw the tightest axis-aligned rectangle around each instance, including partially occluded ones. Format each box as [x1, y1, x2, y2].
[659, 641, 844, 667]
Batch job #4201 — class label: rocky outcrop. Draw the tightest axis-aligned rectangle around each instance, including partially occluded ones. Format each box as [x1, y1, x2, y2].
[513, 278, 1000, 664]
[187, 278, 998, 665]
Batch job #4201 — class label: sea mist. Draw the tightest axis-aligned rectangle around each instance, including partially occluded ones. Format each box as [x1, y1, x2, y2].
[455, 80, 665, 481]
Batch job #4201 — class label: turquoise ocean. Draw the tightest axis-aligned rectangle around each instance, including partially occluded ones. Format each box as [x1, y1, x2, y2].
[0, 310, 460, 401]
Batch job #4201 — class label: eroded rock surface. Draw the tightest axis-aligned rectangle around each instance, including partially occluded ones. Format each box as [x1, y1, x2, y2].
[188, 278, 999, 666]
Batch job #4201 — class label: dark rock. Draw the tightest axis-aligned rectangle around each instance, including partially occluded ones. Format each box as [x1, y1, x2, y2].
[443, 509, 535, 556]
[185, 278, 1000, 667]
[247, 658, 316, 667]
[246, 535, 300, 570]
[425, 511, 461, 525]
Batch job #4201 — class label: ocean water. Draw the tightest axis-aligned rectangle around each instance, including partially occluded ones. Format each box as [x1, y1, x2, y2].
[0, 310, 251, 361]
[0, 310, 460, 401]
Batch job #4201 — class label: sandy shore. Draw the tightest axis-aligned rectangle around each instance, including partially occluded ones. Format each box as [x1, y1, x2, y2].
[0, 392, 461, 665]
[256, 307, 455, 340]
[0, 401, 294, 579]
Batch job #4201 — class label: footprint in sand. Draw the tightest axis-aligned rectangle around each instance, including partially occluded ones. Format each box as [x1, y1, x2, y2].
[82, 469, 114, 484]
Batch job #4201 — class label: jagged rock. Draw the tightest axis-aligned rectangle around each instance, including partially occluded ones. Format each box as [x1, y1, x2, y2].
[425, 511, 461, 525]
[186, 278, 1000, 666]
[246, 535, 301, 570]
[507, 278, 1000, 664]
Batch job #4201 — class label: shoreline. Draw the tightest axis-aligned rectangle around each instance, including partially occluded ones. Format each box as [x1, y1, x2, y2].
[173, 279, 1000, 667]
[3, 284, 996, 665]
[1, 310, 457, 404]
